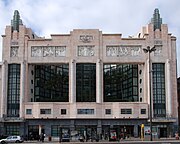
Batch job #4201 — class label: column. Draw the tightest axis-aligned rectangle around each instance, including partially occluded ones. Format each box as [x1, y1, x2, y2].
[166, 59, 172, 116]
[96, 59, 102, 103]
[144, 59, 150, 103]
[0, 60, 7, 117]
[97, 120, 102, 136]
[70, 59, 76, 103]
[39, 125, 42, 135]
[20, 61, 26, 117]
[133, 125, 138, 138]
[70, 120, 75, 132]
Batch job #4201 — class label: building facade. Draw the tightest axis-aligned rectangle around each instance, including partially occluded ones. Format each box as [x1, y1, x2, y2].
[0, 9, 178, 140]
[178, 77, 180, 127]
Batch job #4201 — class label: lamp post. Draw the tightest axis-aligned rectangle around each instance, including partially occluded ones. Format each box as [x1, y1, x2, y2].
[143, 46, 156, 141]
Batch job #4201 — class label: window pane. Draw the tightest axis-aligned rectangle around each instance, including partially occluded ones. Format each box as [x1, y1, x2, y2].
[76, 63, 96, 102]
[104, 64, 138, 102]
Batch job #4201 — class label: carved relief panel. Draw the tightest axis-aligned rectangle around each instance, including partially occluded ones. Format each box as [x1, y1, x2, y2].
[106, 46, 141, 57]
[10, 46, 19, 57]
[79, 35, 93, 43]
[154, 40, 163, 56]
[78, 45, 95, 56]
[31, 46, 66, 57]
[154, 46, 162, 56]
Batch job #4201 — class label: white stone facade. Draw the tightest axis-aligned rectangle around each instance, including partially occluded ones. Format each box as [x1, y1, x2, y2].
[0, 16, 178, 138]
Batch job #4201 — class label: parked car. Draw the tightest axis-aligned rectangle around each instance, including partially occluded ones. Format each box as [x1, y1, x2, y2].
[0, 136, 23, 143]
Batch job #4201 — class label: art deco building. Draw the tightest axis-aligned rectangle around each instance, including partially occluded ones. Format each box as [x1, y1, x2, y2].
[0, 9, 178, 140]
[178, 77, 180, 126]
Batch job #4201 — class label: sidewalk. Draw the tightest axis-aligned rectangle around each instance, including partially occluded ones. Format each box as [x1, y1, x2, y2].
[24, 137, 180, 143]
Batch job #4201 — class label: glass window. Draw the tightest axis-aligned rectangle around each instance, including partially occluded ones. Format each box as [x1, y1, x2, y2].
[76, 63, 96, 102]
[51, 125, 60, 136]
[121, 109, 132, 114]
[5, 124, 20, 135]
[34, 64, 69, 102]
[26, 109, 32, 115]
[152, 63, 166, 117]
[7, 64, 20, 117]
[61, 109, 66, 115]
[104, 64, 138, 102]
[40, 109, 51, 114]
[141, 109, 146, 114]
[77, 109, 94, 114]
[105, 109, 111, 115]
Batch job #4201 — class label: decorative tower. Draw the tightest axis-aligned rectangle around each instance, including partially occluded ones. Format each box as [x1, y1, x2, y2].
[151, 8, 162, 31]
[11, 10, 23, 32]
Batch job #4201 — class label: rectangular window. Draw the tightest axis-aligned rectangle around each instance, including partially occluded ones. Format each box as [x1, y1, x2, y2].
[34, 64, 69, 102]
[40, 109, 51, 114]
[61, 109, 66, 115]
[152, 63, 166, 117]
[51, 125, 60, 137]
[77, 109, 94, 114]
[103, 64, 138, 102]
[105, 109, 111, 115]
[7, 64, 20, 117]
[76, 63, 96, 102]
[121, 109, 132, 114]
[5, 125, 20, 135]
[141, 109, 146, 114]
[26, 109, 32, 115]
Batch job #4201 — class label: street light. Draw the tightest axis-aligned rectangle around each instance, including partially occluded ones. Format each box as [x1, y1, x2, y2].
[143, 46, 156, 141]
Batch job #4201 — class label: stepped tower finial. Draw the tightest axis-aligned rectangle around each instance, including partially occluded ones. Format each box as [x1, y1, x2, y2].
[11, 10, 23, 32]
[151, 8, 162, 31]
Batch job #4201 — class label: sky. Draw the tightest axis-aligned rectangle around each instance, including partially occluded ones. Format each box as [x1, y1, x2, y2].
[0, 0, 179, 77]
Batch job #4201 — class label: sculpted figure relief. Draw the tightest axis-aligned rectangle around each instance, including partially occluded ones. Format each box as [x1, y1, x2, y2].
[55, 46, 66, 57]
[31, 47, 42, 57]
[78, 46, 94, 56]
[10, 47, 18, 57]
[106, 46, 141, 57]
[32, 46, 66, 57]
[43, 46, 54, 57]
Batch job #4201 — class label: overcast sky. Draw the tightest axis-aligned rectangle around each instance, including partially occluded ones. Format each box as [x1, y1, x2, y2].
[0, 0, 179, 77]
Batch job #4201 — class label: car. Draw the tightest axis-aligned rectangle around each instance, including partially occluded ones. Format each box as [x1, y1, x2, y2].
[0, 136, 23, 143]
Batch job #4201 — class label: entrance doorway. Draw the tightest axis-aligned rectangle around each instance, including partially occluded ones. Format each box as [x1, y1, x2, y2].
[28, 125, 39, 140]
[159, 127, 167, 137]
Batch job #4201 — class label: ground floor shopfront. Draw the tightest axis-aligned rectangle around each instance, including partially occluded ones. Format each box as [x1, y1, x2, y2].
[0, 119, 177, 141]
